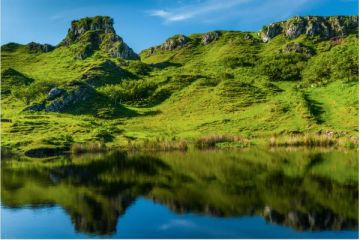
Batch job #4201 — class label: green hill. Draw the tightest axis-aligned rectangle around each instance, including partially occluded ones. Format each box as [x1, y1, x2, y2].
[1, 16, 358, 155]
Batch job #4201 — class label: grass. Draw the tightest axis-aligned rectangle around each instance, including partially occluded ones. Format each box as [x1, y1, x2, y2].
[0, 16, 358, 155]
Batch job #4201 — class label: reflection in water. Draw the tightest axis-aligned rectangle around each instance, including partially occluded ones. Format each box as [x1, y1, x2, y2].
[1, 149, 358, 237]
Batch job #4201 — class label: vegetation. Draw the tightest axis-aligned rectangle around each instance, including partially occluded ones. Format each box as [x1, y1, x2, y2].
[0, 16, 358, 155]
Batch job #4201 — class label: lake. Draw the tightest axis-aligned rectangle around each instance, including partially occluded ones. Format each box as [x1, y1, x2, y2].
[1, 149, 358, 238]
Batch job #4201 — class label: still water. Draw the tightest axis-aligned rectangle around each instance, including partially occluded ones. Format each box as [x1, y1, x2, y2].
[1, 149, 358, 238]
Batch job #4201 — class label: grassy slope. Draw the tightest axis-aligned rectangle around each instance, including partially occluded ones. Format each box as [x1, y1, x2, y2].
[1, 30, 358, 153]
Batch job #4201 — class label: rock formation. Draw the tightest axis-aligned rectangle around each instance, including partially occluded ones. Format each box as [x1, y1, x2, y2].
[201, 31, 221, 45]
[60, 16, 139, 60]
[160, 34, 191, 50]
[259, 16, 358, 42]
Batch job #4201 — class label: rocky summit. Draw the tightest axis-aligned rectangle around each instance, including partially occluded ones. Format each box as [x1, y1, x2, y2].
[61, 16, 139, 60]
[259, 16, 358, 42]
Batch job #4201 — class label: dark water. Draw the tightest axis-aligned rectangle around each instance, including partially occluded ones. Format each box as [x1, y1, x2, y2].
[1, 149, 358, 238]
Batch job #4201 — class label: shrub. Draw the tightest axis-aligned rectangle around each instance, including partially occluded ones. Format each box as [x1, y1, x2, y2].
[302, 44, 358, 84]
[221, 55, 257, 69]
[259, 53, 306, 81]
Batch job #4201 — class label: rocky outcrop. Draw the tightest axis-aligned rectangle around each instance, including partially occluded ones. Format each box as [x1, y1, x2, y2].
[23, 82, 93, 113]
[161, 35, 191, 50]
[201, 31, 220, 45]
[260, 23, 283, 42]
[62, 16, 115, 45]
[259, 16, 358, 42]
[48, 87, 65, 100]
[45, 84, 92, 112]
[26, 42, 55, 53]
[61, 16, 139, 60]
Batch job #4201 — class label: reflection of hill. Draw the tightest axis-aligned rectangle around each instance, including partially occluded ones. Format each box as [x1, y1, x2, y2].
[1, 150, 358, 235]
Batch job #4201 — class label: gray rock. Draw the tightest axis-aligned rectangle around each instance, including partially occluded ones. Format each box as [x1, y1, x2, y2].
[285, 17, 307, 39]
[259, 16, 358, 42]
[26, 42, 55, 53]
[161, 35, 191, 50]
[48, 87, 64, 100]
[23, 103, 45, 112]
[201, 31, 220, 45]
[45, 85, 91, 112]
[260, 23, 283, 42]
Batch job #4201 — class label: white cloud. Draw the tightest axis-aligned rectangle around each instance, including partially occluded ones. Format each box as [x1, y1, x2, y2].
[148, 0, 313, 24]
[148, 0, 250, 22]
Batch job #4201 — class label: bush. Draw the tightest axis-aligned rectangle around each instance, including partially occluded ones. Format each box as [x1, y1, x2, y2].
[12, 81, 54, 104]
[259, 53, 306, 81]
[302, 44, 358, 84]
[221, 55, 257, 69]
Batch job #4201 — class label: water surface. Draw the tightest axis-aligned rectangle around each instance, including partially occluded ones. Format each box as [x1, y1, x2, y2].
[1, 149, 358, 238]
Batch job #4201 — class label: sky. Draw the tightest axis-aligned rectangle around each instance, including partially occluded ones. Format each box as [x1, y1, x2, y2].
[1, 0, 358, 52]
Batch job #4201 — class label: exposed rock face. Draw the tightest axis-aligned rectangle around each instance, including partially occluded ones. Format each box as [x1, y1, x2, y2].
[161, 35, 191, 50]
[61, 16, 139, 60]
[260, 23, 283, 42]
[48, 87, 65, 100]
[45, 84, 92, 112]
[259, 16, 358, 42]
[26, 42, 55, 53]
[201, 31, 220, 45]
[23, 83, 93, 113]
[62, 16, 115, 45]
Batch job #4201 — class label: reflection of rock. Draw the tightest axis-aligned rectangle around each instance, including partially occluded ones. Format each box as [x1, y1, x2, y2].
[263, 205, 358, 231]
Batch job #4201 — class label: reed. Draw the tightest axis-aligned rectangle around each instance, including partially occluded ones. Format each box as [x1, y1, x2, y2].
[71, 142, 107, 154]
[268, 134, 358, 148]
[195, 134, 249, 149]
[128, 139, 188, 151]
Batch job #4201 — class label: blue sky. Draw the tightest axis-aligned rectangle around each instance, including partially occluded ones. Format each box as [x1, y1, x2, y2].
[1, 0, 358, 52]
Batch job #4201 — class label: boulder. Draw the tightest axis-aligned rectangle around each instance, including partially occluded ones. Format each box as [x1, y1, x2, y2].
[48, 87, 64, 100]
[161, 35, 191, 50]
[45, 85, 92, 112]
[201, 31, 220, 45]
